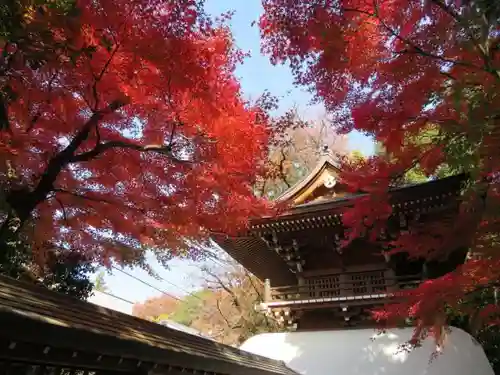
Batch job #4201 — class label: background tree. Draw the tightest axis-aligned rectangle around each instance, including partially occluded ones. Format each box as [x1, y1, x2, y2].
[132, 294, 180, 321]
[161, 290, 212, 327]
[132, 251, 282, 346]
[0, 240, 95, 299]
[257, 110, 347, 199]
[260, 0, 500, 346]
[35, 248, 94, 298]
[0, 0, 274, 275]
[191, 253, 282, 345]
[447, 285, 500, 374]
[93, 270, 108, 293]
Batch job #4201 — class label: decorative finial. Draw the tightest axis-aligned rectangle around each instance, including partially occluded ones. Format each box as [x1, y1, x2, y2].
[321, 144, 329, 155]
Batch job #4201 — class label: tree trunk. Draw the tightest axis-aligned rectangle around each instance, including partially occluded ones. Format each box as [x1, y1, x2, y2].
[0, 100, 124, 251]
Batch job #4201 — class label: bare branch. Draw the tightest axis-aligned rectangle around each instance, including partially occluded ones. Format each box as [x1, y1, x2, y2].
[53, 195, 68, 224]
[216, 299, 235, 328]
[243, 269, 263, 301]
[278, 149, 291, 188]
[27, 72, 58, 132]
[90, 44, 121, 110]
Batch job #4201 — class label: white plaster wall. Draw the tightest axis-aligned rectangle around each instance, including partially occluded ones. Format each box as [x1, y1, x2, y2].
[240, 328, 494, 375]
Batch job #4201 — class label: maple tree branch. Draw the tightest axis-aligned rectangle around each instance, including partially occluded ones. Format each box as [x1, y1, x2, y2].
[62, 99, 127, 158]
[52, 194, 68, 224]
[428, 0, 462, 22]
[5, 99, 127, 227]
[94, 121, 101, 148]
[357, 1, 486, 74]
[392, 47, 482, 72]
[343, 5, 479, 71]
[69, 140, 189, 163]
[168, 120, 179, 147]
[428, 0, 499, 80]
[26, 72, 58, 132]
[89, 43, 121, 111]
[440, 71, 458, 81]
[54, 188, 148, 215]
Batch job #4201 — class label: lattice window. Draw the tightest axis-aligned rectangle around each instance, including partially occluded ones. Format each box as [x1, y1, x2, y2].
[306, 275, 341, 298]
[305, 270, 388, 299]
[369, 271, 388, 293]
[350, 274, 368, 294]
[349, 271, 387, 295]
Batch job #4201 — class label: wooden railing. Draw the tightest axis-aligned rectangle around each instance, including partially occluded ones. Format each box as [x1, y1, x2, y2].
[268, 271, 422, 302]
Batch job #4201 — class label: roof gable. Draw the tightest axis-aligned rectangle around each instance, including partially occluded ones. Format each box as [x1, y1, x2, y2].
[277, 155, 348, 205]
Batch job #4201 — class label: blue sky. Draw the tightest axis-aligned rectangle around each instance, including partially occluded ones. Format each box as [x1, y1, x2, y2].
[100, 0, 374, 307]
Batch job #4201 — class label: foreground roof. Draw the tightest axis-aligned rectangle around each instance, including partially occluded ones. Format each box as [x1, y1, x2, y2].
[0, 275, 297, 375]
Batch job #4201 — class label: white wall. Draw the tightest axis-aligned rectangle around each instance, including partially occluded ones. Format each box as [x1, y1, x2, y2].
[240, 328, 494, 375]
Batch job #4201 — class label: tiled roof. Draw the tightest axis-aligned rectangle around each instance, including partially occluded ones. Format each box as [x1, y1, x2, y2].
[0, 275, 297, 375]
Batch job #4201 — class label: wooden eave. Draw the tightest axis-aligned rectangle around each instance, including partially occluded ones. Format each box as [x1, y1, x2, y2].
[0, 276, 298, 375]
[212, 234, 297, 286]
[252, 174, 466, 234]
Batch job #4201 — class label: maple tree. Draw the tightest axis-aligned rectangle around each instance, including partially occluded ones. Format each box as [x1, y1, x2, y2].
[260, 0, 500, 345]
[0, 187, 95, 298]
[0, 0, 274, 270]
[132, 293, 180, 320]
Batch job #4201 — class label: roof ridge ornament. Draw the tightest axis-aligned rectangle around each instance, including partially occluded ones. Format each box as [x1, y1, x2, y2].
[321, 144, 330, 156]
[275, 147, 342, 203]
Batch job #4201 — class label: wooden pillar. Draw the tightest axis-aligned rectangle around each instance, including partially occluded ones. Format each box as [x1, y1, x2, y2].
[422, 262, 429, 280]
[384, 268, 397, 292]
[264, 278, 271, 303]
[297, 275, 305, 299]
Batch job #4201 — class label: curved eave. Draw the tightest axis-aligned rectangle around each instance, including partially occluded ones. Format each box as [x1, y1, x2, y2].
[254, 174, 467, 232]
[212, 234, 296, 287]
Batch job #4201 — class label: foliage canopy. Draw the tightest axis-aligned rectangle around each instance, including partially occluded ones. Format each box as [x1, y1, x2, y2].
[0, 0, 272, 271]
